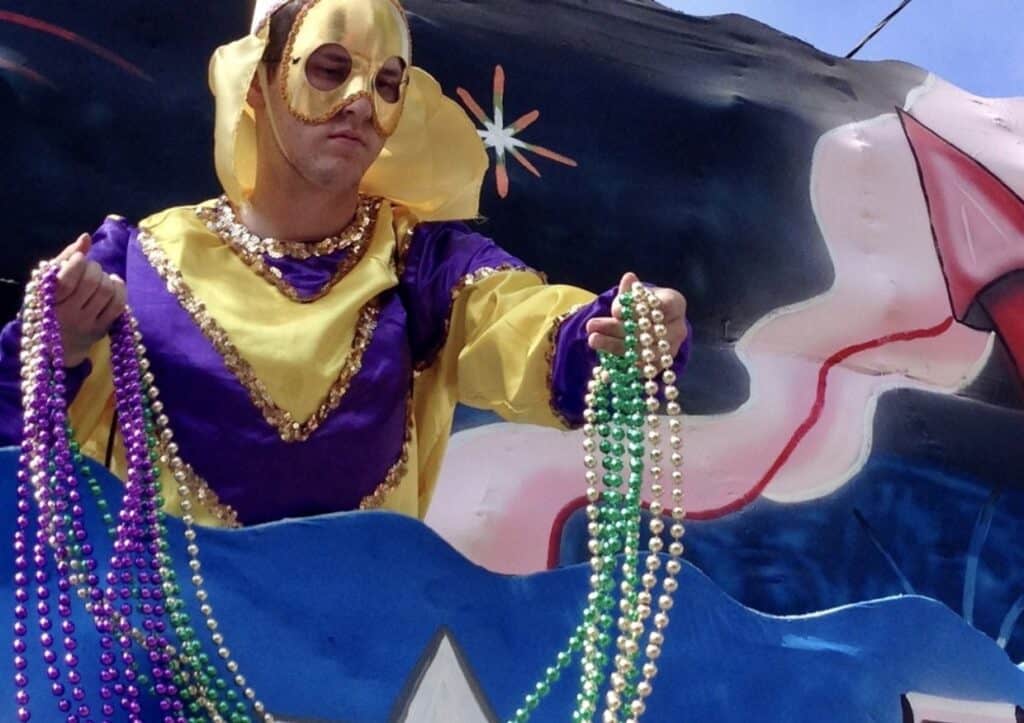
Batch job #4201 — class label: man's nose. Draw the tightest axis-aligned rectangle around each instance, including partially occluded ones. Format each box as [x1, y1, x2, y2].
[342, 93, 374, 122]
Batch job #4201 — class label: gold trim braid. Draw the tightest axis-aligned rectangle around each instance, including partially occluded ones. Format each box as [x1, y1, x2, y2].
[198, 195, 379, 259]
[160, 440, 243, 528]
[196, 196, 381, 304]
[358, 393, 414, 510]
[138, 230, 380, 443]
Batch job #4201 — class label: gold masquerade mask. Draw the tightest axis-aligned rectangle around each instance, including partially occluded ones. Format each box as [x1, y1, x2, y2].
[277, 0, 411, 136]
[209, 0, 486, 220]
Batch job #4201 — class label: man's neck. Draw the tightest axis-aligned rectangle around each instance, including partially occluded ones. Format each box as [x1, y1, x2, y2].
[243, 179, 360, 242]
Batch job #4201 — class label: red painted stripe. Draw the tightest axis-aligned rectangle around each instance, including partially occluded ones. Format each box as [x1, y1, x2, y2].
[547, 493, 588, 568]
[0, 11, 151, 81]
[547, 316, 956, 568]
[695, 315, 956, 520]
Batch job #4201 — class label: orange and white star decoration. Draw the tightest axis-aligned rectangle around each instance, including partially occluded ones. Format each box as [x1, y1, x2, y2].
[457, 65, 578, 199]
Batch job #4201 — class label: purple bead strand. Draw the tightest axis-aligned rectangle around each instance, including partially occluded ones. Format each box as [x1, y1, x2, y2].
[38, 279, 90, 723]
[109, 317, 181, 722]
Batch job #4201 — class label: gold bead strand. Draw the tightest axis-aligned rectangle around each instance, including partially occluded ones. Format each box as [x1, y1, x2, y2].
[623, 289, 686, 723]
[579, 363, 613, 723]
[606, 283, 661, 722]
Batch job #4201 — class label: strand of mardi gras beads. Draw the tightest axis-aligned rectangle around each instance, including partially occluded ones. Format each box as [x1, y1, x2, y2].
[507, 283, 686, 723]
[17, 263, 198, 722]
[17, 264, 155, 722]
[45, 415, 236, 723]
[605, 287, 685, 723]
[15, 262, 254, 722]
[68, 416, 253, 723]
[94, 302, 251, 722]
[113, 312, 257, 723]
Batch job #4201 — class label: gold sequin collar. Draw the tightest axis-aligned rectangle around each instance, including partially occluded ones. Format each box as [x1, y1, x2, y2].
[197, 195, 380, 260]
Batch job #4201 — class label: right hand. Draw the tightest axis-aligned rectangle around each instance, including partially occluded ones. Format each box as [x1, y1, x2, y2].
[53, 234, 126, 367]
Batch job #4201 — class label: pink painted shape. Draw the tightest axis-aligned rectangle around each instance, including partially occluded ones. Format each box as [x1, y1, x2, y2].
[425, 78, 1018, 575]
[900, 108, 1024, 380]
[899, 109, 1024, 323]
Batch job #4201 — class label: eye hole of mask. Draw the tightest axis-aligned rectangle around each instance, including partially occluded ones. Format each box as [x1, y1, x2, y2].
[374, 56, 407, 104]
[305, 43, 353, 91]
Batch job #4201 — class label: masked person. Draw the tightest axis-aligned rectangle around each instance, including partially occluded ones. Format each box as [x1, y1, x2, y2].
[0, 0, 691, 528]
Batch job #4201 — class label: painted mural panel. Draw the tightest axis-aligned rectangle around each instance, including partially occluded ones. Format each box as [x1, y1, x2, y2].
[0, 1, 1021, 720]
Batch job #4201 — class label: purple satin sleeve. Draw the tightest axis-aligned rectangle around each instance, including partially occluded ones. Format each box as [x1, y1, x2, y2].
[0, 217, 133, 446]
[88, 216, 132, 279]
[549, 287, 694, 428]
[399, 221, 530, 367]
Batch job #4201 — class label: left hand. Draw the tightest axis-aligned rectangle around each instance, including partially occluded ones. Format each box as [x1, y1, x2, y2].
[586, 272, 688, 356]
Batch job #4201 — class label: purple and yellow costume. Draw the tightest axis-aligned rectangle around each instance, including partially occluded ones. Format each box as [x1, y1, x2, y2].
[0, 0, 689, 528]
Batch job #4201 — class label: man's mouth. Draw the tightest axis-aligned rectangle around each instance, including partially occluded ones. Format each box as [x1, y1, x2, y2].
[327, 130, 364, 146]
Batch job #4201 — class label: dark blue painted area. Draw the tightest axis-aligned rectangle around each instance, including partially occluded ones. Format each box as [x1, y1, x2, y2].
[559, 432, 1024, 663]
[2, 449, 1022, 722]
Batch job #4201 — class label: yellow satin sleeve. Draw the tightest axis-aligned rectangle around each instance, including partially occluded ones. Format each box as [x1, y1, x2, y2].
[406, 270, 595, 514]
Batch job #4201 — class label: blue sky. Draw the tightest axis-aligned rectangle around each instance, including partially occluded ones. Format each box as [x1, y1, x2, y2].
[661, 0, 1023, 98]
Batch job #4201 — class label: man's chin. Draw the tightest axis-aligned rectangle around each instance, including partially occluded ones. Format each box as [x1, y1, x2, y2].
[308, 163, 364, 193]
